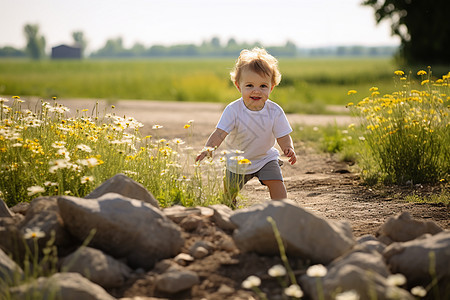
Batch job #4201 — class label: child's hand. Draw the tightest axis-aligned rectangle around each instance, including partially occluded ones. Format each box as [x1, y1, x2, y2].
[283, 147, 297, 165]
[195, 147, 214, 162]
[196, 151, 208, 162]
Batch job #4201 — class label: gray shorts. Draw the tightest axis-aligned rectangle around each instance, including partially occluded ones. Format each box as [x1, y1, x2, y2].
[225, 160, 283, 190]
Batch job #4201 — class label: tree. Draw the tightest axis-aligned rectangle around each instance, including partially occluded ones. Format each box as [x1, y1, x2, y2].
[91, 37, 126, 57]
[362, 0, 450, 65]
[24, 24, 46, 59]
[0, 46, 26, 57]
[72, 31, 87, 57]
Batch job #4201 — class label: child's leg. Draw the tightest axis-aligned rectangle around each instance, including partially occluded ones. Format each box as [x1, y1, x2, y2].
[261, 180, 287, 200]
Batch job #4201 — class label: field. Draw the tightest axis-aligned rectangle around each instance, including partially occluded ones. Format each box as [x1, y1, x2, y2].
[0, 57, 400, 114]
[1, 58, 449, 299]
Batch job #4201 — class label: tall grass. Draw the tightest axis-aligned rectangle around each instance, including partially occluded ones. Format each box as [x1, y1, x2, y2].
[0, 96, 225, 207]
[347, 69, 449, 185]
[0, 58, 398, 114]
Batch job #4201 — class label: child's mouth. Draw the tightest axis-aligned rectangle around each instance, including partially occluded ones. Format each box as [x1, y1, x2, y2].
[250, 97, 261, 101]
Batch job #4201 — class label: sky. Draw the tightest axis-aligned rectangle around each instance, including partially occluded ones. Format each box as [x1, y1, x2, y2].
[0, 0, 400, 54]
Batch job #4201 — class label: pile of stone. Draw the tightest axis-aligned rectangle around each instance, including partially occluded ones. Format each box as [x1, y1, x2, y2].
[1, 173, 449, 299]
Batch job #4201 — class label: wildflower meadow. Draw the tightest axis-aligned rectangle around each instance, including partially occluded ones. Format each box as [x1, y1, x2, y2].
[347, 69, 449, 185]
[0, 97, 232, 208]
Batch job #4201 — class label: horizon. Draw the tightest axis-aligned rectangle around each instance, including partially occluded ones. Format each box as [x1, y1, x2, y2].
[0, 0, 400, 54]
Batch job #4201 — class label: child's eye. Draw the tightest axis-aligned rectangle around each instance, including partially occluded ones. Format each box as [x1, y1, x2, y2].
[246, 84, 253, 88]
[261, 84, 268, 88]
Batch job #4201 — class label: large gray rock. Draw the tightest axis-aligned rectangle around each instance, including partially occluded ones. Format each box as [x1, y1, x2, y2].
[300, 264, 414, 300]
[0, 247, 23, 285]
[0, 198, 14, 218]
[58, 193, 184, 269]
[21, 197, 75, 254]
[9, 272, 115, 300]
[60, 246, 132, 289]
[384, 230, 450, 288]
[230, 200, 354, 264]
[377, 211, 443, 244]
[85, 173, 159, 208]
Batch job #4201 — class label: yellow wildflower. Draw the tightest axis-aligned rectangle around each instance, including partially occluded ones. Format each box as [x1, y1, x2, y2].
[417, 70, 427, 76]
[347, 90, 357, 96]
[184, 124, 191, 129]
[394, 70, 404, 76]
[369, 87, 378, 92]
[238, 158, 251, 165]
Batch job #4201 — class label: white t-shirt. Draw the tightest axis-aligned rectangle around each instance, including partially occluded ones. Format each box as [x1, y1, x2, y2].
[216, 98, 292, 174]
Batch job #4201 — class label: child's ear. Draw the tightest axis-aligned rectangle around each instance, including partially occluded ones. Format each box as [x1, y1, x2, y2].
[270, 85, 275, 92]
[235, 81, 241, 92]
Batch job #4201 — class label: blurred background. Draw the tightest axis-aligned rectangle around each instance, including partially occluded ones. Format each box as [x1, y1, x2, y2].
[1, 0, 448, 114]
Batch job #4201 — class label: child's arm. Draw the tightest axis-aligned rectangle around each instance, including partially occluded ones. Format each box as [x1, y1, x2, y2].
[277, 134, 297, 165]
[196, 128, 228, 162]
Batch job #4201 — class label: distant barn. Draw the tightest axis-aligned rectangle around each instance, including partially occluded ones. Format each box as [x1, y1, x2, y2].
[51, 45, 82, 59]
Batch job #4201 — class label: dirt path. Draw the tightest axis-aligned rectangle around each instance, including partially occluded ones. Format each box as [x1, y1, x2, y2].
[35, 98, 450, 236]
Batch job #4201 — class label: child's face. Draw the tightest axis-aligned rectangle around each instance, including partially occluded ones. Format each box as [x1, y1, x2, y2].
[236, 68, 274, 111]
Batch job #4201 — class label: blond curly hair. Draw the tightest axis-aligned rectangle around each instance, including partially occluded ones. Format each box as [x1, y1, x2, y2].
[230, 47, 281, 88]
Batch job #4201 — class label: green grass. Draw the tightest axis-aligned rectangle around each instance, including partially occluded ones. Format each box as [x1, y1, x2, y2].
[404, 189, 449, 206]
[0, 57, 399, 114]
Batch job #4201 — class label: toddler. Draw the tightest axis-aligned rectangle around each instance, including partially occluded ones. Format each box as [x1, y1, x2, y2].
[196, 47, 296, 204]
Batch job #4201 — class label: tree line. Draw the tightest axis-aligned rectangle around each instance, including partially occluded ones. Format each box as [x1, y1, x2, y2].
[1, 0, 449, 64]
[0, 29, 396, 59]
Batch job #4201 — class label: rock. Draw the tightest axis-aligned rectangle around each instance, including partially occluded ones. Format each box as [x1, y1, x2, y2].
[58, 193, 184, 269]
[300, 264, 414, 300]
[356, 235, 386, 254]
[60, 246, 132, 289]
[191, 246, 209, 259]
[190, 240, 214, 252]
[153, 259, 182, 273]
[9, 202, 30, 216]
[0, 247, 23, 284]
[173, 253, 194, 266]
[357, 240, 386, 255]
[356, 234, 378, 243]
[179, 214, 203, 231]
[163, 205, 202, 223]
[85, 173, 159, 208]
[190, 241, 214, 259]
[328, 250, 390, 277]
[197, 206, 214, 217]
[377, 211, 443, 244]
[156, 269, 200, 293]
[230, 200, 354, 264]
[217, 236, 236, 252]
[0, 216, 25, 257]
[9, 272, 115, 300]
[0, 199, 14, 218]
[209, 204, 237, 231]
[21, 197, 75, 254]
[383, 230, 450, 288]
